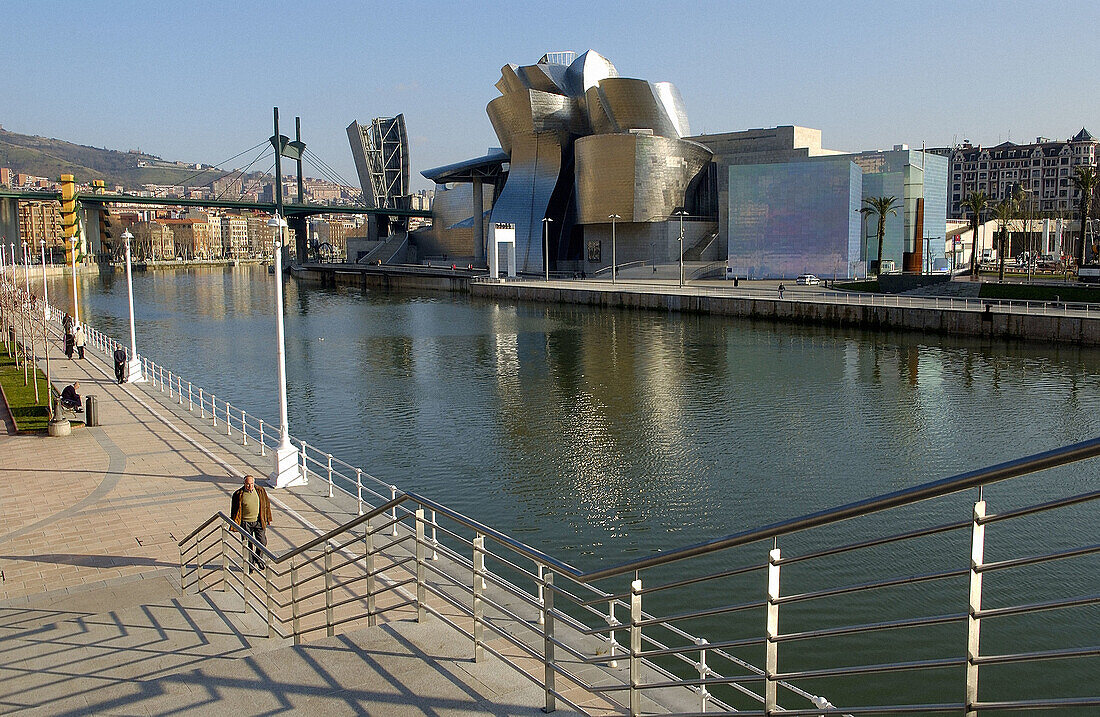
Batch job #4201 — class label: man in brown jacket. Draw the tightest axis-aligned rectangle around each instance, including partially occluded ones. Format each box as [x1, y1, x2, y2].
[231, 474, 272, 572]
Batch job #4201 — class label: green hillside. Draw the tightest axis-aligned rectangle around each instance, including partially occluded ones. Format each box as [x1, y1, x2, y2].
[0, 128, 236, 190]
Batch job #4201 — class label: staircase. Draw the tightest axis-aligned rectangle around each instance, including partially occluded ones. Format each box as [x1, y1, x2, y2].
[0, 571, 557, 715]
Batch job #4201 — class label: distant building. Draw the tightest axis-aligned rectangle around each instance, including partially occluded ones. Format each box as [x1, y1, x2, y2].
[17, 201, 64, 255]
[929, 128, 1098, 218]
[220, 215, 248, 259]
[130, 220, 175, 261]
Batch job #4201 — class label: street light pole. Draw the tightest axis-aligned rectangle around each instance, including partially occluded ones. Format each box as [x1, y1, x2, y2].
[608, 214, 620, 284]
[22, 242, 36, 399]
[542, 217, 553, 282]
[268, 213, 302, 488]
[120, 230, 145, 382]
[674, 210, 688, 287]
[39, 240, 51, 415]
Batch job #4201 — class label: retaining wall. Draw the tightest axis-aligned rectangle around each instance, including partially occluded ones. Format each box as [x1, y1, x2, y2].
[471, 282, 1100, 347]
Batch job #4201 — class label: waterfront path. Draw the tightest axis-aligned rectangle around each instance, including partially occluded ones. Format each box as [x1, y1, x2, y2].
[0, 333, 572, 715]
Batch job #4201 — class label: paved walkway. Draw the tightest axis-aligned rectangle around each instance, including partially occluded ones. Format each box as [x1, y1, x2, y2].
[0, 330, 581, 715]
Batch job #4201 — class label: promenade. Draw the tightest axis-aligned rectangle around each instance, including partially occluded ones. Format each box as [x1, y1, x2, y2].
[0, 333, 564, 714]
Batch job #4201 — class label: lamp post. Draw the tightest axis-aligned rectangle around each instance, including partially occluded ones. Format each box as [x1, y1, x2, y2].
[673, 210, 688, 287]
[120, 230, 145, 383]
[70, 235, 80, 325]
[542, 217, 553, 281]
[267, 213, 302, 488]
[22, 242, 35, 398]
[39, 240, 51, 415]
[608, 214, 621, 284]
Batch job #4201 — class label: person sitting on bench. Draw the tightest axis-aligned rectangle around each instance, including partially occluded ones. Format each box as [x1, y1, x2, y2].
[60, 382, 83, 412]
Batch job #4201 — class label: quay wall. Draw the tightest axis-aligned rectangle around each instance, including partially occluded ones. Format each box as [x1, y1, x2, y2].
[293, 265, 471, 293]
[471, 282, 1100, 347]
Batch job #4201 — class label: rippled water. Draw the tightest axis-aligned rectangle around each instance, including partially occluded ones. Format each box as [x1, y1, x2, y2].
[58, 265, 1100, 708]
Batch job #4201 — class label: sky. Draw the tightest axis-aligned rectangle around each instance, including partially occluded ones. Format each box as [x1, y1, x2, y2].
[4, 1, 1099, 192]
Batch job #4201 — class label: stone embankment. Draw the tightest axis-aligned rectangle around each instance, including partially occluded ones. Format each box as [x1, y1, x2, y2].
[470, 280, 1100, 347]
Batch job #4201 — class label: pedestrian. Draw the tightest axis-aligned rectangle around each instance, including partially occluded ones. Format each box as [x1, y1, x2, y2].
[64, 325, 75, 359]
[73, 323, 86, 359]
[113, 347, 127, 383]
[778, 283, 786, 299]
[230, 474, 272, 572]
[62, 313, 73, 333]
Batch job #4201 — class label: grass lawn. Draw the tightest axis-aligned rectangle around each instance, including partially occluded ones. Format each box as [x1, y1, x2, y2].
[0, 347, 51, 433]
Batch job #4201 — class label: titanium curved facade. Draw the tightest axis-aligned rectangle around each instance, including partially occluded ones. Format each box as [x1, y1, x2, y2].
[472, 50, 710, 273]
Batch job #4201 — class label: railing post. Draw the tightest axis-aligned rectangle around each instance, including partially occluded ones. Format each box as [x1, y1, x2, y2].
[199, 388, 205, 417]
[536, 563, 545, 626]
[324, 544, 334, 637]
[177, 376, 183, 405]
[241, 409, 248, 446]
[220, 524, 228, 592]
[966, 498, 987, 717]
[390, 486, 399, 536]
[259, 418, 266, 456]
[765, 546, 781, 716]
[179, 544, 185, 592]
[629, 577, 643, 717]
[300, 441, 308, 482]
[211, 394, 217, 427]
[168, 371, 174, 398]
[197, 536, 205, 592]
[356, 469, 363, 515]
[430, 510, 438, 560]
[226, 402, 232, 435]
[697, 637, 710, 712]
[291, 558, 301, 644]
[473, 534, 485, 662]
[364, 522, 377, 627]
[543, 569, 556, 713]
[265, 562, 275, 638]
[608, 599, 620, 668]
[415, 508, 426, 622]
[327, 454, 334, 498]
[188, 381, 193, 411]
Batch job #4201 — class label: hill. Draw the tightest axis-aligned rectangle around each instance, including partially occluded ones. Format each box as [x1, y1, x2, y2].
[0, 127, 234, 190]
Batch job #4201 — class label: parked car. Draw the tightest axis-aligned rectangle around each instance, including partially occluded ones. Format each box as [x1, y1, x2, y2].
[796, 274, 821, 285]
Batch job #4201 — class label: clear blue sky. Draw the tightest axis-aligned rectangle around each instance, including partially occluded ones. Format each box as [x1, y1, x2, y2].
[4, 1, 1098, 191]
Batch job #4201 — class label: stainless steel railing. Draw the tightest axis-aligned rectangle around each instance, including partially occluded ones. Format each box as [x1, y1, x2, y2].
[40, 299, 1099, 714]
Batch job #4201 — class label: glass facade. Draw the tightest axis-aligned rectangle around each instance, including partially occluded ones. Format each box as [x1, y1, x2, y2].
[727, 160, 861, 279]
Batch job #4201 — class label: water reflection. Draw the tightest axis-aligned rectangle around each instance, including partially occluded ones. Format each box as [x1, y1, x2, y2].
[58, 266, 1100, 565]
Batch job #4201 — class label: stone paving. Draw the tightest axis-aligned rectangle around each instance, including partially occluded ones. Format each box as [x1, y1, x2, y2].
[0, 331, 585, 715]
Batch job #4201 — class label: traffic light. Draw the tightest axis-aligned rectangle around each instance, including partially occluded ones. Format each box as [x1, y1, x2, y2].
[60, 174, 78, 239]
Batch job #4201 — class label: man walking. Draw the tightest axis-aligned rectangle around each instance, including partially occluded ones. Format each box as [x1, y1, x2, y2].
[231, 474, 272, 572]
[73, 323, 86, 359]
[113, 347, 127, 383]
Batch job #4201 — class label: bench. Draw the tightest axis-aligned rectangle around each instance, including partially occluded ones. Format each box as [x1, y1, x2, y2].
[50, 382, 83, 420]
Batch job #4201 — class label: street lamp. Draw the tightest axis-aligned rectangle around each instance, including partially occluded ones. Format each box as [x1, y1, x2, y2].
[542, 217, 553, 281]
[120, 230, 145, 383]
[39, 240, 51, 414]
[22, 241, 36, 398]
[608, 214, 621, 284]
[267, 213, 302, 488]
[69, 235, 80, 324]
[673, 210, 689, 287]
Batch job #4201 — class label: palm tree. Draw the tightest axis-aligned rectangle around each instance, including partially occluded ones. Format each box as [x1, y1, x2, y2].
[993, 197, 1016, 282]
[1072, 165, 1097, 265]
[860, 196, 900, 276]
[961, 191, 990, 278]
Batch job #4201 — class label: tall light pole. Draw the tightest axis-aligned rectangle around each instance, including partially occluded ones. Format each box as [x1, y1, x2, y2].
[22, 242, 36, 399]
[608, 214, 620, 284]
[674, 210, 688, 287]
[267, 213, 302, 488]
[69, 235, 80, 325]
[542, 217, 553, 281]
[120, 230, 145, 383]
[39, 240, 51, 415]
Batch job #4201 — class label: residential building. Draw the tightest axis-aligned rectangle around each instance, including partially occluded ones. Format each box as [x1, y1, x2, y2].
[929, 128, 1098, 218]
[220, 215, 249, 260]
[17, 201, 64, 256]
